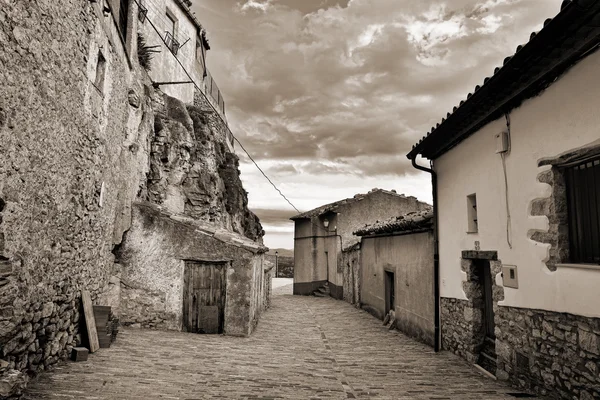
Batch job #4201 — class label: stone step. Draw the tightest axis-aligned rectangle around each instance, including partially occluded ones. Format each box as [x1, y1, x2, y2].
[314, 291, 327, 297]
[477, 351, 497, 376]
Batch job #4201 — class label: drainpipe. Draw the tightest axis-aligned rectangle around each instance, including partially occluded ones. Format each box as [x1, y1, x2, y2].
[411, 156, 440, 353]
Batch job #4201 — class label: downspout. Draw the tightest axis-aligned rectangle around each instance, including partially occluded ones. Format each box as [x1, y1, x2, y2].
[411, 156, 440, 353]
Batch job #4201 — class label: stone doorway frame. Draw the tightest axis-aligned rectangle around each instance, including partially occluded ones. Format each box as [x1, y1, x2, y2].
[460, 251, 505, 365]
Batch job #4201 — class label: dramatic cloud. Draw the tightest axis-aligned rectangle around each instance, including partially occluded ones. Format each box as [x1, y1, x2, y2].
[193, 0, 563, 249]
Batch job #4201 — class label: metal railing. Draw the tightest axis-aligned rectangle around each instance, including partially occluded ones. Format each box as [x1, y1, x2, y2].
[204, 69, 226, 116]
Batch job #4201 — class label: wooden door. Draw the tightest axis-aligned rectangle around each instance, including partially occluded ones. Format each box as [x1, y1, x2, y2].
[385, 271, 395, 315]
[481, 264, 495, 339]
[183, 261, 226, 334]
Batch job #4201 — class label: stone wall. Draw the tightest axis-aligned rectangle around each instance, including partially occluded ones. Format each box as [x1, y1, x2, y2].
[440, 298, 481, 363]
[441, 252, 600, 400]
[443, 298, 600, 399]
[495, 306, 600, 400]
[0, 0, 150, 392]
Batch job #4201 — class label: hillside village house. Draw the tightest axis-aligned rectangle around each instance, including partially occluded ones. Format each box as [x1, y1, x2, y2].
[137, 0, 234, 149]
[354, 210, 435, 347]
[407, 1, 600, 398]
[113, 0, 270, 336]
[291, 189, 430, 299]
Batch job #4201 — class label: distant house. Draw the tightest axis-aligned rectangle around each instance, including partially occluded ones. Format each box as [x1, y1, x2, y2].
[354, 210, 435, 347]
[290, 189, 430, 299]
[407, 1, 600, 397]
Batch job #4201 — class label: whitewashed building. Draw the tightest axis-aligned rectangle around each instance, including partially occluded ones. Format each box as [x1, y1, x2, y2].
[407, 1, 600, 399]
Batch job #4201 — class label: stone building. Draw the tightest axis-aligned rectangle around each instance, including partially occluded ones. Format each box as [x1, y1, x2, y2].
[353, 210, 435, 347]
[0, 0, 269, 395]
[290, 189, 430, 299]
[407, 1, 600, 398]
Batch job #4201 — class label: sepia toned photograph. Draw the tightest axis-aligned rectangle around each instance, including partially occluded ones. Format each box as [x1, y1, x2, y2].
[0, 0, 599, 398]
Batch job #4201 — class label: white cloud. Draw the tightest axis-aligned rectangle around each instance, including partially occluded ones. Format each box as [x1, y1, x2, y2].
[239, 0, 273, 13]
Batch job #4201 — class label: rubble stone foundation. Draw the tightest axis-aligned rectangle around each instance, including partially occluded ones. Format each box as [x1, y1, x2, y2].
[442, 297, 600, 399]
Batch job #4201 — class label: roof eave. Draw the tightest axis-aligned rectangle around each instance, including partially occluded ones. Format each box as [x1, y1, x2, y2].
[407, 0, 600, 161]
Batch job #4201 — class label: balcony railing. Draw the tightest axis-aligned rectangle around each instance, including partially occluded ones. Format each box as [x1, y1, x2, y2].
[164, 31, 180, 56]
[204, 69, 226, 116]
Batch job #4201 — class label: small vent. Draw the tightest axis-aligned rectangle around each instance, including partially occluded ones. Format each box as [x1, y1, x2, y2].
[507, 393, 536, 398]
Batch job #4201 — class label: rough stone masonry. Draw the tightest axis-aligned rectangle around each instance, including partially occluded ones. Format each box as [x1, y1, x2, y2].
[0, 0, 267, 396]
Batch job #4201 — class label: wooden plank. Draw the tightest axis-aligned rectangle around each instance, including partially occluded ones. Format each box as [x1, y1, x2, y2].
[81, 291, 99, 353]
[199, 306, 219, 334]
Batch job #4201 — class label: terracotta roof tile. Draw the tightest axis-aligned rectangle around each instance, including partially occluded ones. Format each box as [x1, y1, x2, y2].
[354, 209, 434, 236]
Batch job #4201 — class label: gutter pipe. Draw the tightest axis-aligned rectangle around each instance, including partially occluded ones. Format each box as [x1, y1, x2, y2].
[410, 156, 440, 353]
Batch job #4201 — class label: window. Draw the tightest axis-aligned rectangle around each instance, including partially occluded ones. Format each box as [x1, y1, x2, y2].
[165, 11, 180, 55]
[467, 193, 478, 233]
[166, 11, 176, 37]
[565, 156, 600, 264]
[118, 0, 130, 39]
[94, 51, 107, 93]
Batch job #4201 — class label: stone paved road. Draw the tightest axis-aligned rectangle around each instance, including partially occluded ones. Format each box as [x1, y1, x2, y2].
[23, 295, 538, 400]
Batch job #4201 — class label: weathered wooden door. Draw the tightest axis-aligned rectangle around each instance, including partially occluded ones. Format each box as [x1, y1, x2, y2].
[183, 261, 226, 334]
[481, 264, 495, 339]
[384, 270, 395, 315]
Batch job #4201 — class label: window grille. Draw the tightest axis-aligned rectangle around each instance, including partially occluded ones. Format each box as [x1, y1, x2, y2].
[565, 156, 600, 264]
[164, 31, 180, 56]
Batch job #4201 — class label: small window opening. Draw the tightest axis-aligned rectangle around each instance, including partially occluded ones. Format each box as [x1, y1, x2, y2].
[165, 11, 180, 55]
[94, 51, 107, 93]
[467, 193, 478, 233]
[166, 11, 176, 38]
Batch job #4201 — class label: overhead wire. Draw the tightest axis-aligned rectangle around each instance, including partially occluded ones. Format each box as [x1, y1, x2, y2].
[133, 0, 301, 213]
[502, 113, 513, 249]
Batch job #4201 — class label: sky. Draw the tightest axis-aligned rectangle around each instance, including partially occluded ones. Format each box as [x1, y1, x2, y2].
[191, 0, 563, 249]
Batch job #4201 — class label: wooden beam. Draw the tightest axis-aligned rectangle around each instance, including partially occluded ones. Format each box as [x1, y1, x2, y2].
[82, 291, 100, 353]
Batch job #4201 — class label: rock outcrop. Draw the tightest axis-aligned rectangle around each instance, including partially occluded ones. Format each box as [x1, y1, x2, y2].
[145, 93, 263, 241]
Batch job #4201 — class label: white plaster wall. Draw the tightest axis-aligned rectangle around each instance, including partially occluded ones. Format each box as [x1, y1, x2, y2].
[435, 49, 600, 318]
[140, 0, 201, 103]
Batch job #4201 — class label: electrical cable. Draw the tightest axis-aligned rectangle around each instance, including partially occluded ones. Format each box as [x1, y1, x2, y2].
[503, 113, 513, 249]
[134, 0, 300, 213]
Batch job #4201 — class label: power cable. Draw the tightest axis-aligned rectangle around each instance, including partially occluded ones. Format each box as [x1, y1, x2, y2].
[502, 113, 513, 249]
[134, 0, 300, 213]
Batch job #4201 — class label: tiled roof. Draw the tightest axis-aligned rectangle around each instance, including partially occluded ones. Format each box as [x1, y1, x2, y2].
[290, 189, 413, 220]
[407, 0, 600, 160]
[354, 209, 434, 236]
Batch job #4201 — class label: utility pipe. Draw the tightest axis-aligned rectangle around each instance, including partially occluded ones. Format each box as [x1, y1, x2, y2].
[411, 156, 441, 353]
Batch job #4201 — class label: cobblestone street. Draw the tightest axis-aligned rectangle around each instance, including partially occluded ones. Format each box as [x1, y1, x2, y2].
[23, 291, 536, 400]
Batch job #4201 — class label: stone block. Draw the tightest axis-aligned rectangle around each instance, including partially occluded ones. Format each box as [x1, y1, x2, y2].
[70, 347, 88, 362]
[578, 330, 600, 356]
